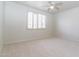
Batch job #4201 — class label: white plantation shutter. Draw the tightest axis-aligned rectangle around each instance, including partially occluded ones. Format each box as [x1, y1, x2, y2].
[38, 14, 42, 28]
[42, 15, 46, 28]
[28, 12, 33, 29]
[33, 13, 37, 29]
[28, 12, 46, 29]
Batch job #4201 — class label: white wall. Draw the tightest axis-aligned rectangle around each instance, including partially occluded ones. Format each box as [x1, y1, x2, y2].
[0, 2, 3, 55]
[4, 2, 54, 44]
[56, 7, 79, 41]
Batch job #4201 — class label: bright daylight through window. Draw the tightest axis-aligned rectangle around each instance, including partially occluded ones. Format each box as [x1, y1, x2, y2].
[28, 12, 46, 29]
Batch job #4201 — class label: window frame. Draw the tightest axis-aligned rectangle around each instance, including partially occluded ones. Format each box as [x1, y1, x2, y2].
[27, 11, 46, 30]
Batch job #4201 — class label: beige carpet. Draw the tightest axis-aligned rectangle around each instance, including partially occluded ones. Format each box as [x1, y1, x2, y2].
[1, 38, 79, 57]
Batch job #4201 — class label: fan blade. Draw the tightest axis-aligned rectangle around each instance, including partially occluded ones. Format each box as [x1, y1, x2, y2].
[55, 3, 63, 6]
[55, 3, 63, 10]
[48, 1, 55, 6]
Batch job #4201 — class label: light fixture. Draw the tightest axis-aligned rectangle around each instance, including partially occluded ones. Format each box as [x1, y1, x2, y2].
[48, 5, 55, 12]
[49, 6, 54, 10]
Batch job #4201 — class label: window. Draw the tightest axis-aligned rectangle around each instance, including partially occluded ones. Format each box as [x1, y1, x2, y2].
[28, 12, 46, 29]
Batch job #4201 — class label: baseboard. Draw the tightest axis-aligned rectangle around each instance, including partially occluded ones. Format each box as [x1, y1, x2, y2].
[4, 36, 54, 45]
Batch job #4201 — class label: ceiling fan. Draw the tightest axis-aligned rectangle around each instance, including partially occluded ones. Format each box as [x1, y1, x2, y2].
[43, 1, 63, 12]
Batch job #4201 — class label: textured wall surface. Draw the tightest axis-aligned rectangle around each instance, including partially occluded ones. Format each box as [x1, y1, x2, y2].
[57, 7, 79, 41]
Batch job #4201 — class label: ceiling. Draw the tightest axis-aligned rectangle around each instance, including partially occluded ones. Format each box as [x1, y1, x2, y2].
[15, 1, 79, 14]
